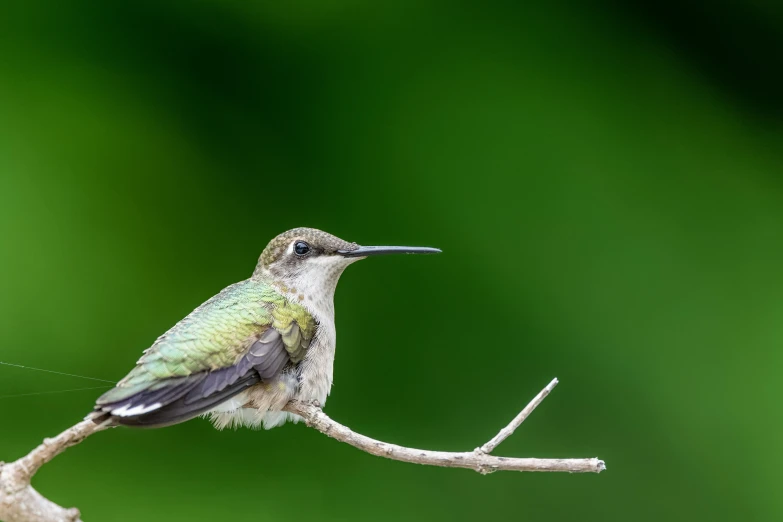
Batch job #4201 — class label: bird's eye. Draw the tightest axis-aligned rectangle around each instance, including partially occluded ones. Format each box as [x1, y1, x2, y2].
[294, 241, 311, 257]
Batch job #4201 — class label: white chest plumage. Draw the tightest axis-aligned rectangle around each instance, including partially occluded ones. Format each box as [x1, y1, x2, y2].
[297, 309, 336, 405]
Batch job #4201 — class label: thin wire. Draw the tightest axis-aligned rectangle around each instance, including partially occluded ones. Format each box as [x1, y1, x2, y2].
[0, 386, 111, 399]
[0, 361, 116, 383]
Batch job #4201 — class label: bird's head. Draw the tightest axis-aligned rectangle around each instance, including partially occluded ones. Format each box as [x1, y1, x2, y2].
[253, 227, 440, 310]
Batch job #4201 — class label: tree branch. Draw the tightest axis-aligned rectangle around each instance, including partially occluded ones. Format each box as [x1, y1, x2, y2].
[284, 377, 604, 474]
[0, 378, 604, 521]
[0, 419, 107, 522]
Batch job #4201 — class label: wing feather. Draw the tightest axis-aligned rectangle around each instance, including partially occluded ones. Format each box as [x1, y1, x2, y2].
[94, 280, 316, 428]
[112, 373, 261, 428]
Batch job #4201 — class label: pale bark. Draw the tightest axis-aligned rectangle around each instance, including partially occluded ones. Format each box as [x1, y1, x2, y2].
[0, 378, 604, 521]
[284, 378, 605, 474]
[0, 419, 107, 522]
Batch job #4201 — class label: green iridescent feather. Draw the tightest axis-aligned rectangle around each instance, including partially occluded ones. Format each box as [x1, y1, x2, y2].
[98, 279, 315, 404]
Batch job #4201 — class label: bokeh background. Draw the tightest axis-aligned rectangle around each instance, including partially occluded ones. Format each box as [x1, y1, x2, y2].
[1, 1, 782, 521]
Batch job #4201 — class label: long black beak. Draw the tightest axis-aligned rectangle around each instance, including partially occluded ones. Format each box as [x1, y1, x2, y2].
[338, 245, 442, 258]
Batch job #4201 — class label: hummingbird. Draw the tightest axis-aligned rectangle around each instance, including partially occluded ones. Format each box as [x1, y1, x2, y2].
[92, 228, 440, 430]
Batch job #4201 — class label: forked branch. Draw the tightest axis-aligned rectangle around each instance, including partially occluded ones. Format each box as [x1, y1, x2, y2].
[284, 378, 604, 474]
[0, 378, 604, 521]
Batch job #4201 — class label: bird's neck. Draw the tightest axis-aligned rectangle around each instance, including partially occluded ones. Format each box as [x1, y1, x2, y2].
[254, 269, 340, 324]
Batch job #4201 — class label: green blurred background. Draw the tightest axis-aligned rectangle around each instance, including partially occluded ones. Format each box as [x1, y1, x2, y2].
[1, 1, 782, 521]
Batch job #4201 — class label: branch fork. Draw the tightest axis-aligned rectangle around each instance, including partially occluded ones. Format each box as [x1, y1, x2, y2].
[285, 377, 604, 475]
[0, 378, 604, 521]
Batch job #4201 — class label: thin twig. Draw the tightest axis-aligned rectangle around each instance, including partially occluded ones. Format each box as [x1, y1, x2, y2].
[284, 380, 603, 474]
[478, 377, 559, 454]
[14, 419, 106, 483]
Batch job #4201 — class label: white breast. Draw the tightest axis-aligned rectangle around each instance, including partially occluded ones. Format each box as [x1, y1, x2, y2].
[296, 309, 336, 406]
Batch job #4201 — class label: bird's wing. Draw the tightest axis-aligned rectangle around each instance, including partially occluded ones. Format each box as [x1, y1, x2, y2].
[94, 279, 316, 427]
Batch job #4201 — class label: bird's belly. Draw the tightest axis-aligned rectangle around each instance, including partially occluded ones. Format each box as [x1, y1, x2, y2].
[295, 363, 331, 407]
[203, 374, 298, 430]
